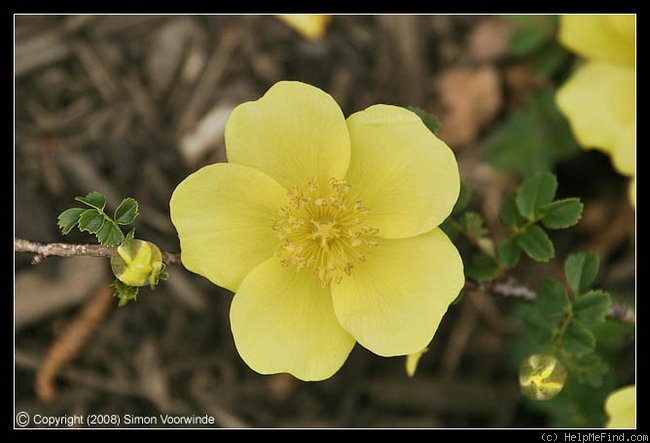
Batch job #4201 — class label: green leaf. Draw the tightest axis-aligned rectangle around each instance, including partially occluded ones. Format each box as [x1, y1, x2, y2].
[562, 351, 609, 387]
[405, 106, 441, 135]
[496, 236, 521, 269]
[515, 172, 558, 220]
[564, 253, 600, 294]
[516, 224, 555, 262]
[460, 211, 489, 239]
[500, 194, 526, 229]
[521, 307, 556, 346]
[75, 191, 107, 211]
[484, 90, 580, 177]
[591, 319, 634, 354]
[531, 42, 571, 77]
[96, 220, 124, 246]
[540, 198, 583, 229]
[562, 322, 596, 357]
[573, 290, 611, 325]
[465, 253, 499, 282]
[77, 209, 105, 234]
[507, 15, 556, 56]
[114, 197, 139, 225]
[509, 27, 548, 56]
[536, 278, 570, 318]
[57, 207, 86, 235]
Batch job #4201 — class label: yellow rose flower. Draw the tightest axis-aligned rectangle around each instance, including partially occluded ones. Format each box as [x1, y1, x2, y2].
[276, 14, 332, 40]
[605, 385, 636, 428]
[555, 15, 636, 207]
[170, 81, 464, 381]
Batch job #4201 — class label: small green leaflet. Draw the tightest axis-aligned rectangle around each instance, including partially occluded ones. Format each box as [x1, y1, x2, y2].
[57, 207, 87, 235]
[516, 224, 555, 262]
[75, 191, 107, 211]
[515, 172, 557, 221]
[114, 198, 139, 225]
[539, 198, 583, 229]
[573, 290, 611, 325]
[564, 253, 600, 295]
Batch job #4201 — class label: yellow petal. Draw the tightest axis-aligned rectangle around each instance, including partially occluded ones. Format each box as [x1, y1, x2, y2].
[276, 14, 331, 40]
[405, 347, 428, 377]
[605, 385, 636, 428]
[169, 163, 287, 292]
[230, 258, 356, 381]
[331, 228, 464, 356]
[225, 81, 350, 190]
[556, 62, 635, 158]
[612, 124, 636, 177]
[345, 105, 460, 239]
[559, 15, 635, 66]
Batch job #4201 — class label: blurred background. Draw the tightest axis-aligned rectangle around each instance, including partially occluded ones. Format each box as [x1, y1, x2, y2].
[14, 15, 635, 428]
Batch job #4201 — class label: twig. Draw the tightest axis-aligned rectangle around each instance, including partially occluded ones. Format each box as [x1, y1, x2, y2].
[465, 279, 636, 326]
[15, 238, 115, 263]
[465, 279, 536, 302]
[608, 301, 636, 327]
[15, 237, 634, 326]
[35, 283, 115, 403]
[14, 237, 182, 266]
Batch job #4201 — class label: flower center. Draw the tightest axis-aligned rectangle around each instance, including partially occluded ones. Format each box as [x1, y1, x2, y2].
[273, 177, 379, 287]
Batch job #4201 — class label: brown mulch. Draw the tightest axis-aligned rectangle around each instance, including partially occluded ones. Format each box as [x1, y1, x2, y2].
[14, 15, 635, 428]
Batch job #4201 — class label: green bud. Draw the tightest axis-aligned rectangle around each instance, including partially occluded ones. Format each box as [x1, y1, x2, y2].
[110, 238, 164, 288]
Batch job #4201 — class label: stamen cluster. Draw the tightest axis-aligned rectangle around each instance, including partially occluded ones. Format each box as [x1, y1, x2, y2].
[273, 178, 379, 286]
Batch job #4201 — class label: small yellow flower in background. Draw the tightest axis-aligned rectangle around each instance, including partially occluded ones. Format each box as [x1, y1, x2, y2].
[605, 385, 636, 428]
[276, 14, 332, 40]
[518, 354, 567, 400]
[555, 15, 636, 207]
[170, 81, 464, 381]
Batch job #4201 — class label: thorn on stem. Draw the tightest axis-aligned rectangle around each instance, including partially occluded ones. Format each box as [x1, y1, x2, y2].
[31, 255, 46, 265]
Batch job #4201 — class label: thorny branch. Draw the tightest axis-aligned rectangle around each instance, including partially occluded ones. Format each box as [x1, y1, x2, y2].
[15, 237, 635, 326]
[14, 237, 182, 265]
[464, 279, 635, 327]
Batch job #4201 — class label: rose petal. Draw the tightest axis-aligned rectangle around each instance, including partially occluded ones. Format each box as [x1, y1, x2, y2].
[225, 81, 350, 190]
[230, 258, 356, 381]
[331, 228, 464, 356]
[345, 105, 460, 239]
[170, 163, 287, 292]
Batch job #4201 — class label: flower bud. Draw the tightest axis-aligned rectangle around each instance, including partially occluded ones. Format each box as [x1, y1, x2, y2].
[519, 353, 567, 400]
[111, 238, 164, 288]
